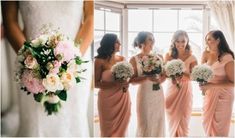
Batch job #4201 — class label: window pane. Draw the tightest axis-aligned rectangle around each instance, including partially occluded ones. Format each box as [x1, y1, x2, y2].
[94, 31, 104, 57]
[154, 33, 172, 55]
[106, 12, 120, 31]
[128, 32, 139, 59]
[179, 10, 202, 32]
[105, 31, 120, 38]
[128, 10, 152, 31]
[192, 81, 203, 109]
[188, 33, 203, 60]
[95, 9, 104, 30]
[154, 10, 177, 32]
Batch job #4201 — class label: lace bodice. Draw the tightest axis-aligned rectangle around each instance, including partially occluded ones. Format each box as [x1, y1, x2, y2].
[19, 1, 83, 40]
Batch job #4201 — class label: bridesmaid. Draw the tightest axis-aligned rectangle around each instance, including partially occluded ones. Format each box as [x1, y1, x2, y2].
[164, 30, 197, 137]
[94, 33, 131, 137]
[200, 30, 234, 136]
[129, 31, 165, 137]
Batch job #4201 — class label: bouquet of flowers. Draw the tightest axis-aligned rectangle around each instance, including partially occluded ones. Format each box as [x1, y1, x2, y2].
[140, 54, 163, 90]
[191, 64, 213, 95]
[15, 31, 87, 115]
[165, 59, 185, 89]
[111, 61, 134, 92]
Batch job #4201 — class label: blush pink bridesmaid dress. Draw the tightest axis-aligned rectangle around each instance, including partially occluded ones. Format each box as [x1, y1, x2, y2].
[98, 70, 131, 137]
[165, 55, 197, 137]
[203, 54, 234, 136]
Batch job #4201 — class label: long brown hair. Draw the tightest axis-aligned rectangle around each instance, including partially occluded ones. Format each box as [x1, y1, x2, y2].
[206, 30, 234, 61]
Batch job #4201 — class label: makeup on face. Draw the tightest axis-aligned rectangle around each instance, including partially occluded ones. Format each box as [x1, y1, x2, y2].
[205, 34, 219, 51]
[175, 35, 187, 50]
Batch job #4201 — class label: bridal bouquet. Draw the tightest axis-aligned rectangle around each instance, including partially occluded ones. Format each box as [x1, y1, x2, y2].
[111, 61, 134, 92]
[140, 54, 163, 90]
[16, 31, 87, 115]
[165, 59, 185, 89]
[191, 64, 213, 95]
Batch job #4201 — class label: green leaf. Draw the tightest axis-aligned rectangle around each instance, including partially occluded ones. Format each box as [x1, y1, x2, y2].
[33, 93, 44, 102]
[44, 101, 61, 115]
[76, 77, 81, 83]
[57, 90, 67, 101]
[75, 56, 89, 65]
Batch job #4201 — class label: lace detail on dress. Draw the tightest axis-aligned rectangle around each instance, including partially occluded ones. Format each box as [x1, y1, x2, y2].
[19, 1, 83, 40]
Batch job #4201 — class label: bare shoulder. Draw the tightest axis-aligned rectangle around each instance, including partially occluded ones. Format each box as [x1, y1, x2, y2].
[116, 55, 125, 62]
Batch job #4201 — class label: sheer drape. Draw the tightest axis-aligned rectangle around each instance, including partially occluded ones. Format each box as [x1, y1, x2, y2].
[208, 0, 235, 50]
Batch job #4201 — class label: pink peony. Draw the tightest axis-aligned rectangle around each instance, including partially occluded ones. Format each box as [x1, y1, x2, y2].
[21, 70, 45, 94]
[54, 41, 77, 62]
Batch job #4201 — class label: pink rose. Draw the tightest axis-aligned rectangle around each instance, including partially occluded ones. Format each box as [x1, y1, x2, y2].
[24, 55, 38, 69]
[21, 70, 45, 94]
[49, 60, 61, 74]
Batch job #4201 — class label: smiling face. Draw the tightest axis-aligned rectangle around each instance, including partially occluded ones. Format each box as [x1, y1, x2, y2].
[142, 34, 155, 53]
[205, 32, 220, 52]
[174, 35, 188, 52]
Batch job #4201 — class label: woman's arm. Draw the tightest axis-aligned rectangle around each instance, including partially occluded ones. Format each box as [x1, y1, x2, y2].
[183, 60, 198, 80]
[75, 0, 94, 56]
[200, 61, 234, 91]
[94, 59, 125, 89]
[129, 56, 148, 84]
[2, 1, 26, 53]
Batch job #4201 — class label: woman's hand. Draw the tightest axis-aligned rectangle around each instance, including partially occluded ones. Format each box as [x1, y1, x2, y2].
[174, 73, 189, 83]
[115, 80, 130, 92]
[147, 75, 161, 83]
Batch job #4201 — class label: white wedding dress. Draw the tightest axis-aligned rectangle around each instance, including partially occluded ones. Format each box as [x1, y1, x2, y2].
[17, 1, 92, 136]
[134, 55, 165, 137]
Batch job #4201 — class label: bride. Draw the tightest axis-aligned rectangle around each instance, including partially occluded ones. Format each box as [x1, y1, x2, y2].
[2, 1, 93, 136]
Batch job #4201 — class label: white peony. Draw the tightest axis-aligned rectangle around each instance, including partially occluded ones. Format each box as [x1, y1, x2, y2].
[31, 34, 48, 47]
[61, 72, 76, 90]
[42, 74, 64, 92]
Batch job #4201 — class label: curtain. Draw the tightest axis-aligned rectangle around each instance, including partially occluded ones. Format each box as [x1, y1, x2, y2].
[208, 0, 235, 51]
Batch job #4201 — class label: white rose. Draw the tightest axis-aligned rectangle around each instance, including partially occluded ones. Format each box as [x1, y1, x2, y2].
[46, 95, 60, 104]
[24, 55, 38, 69]
[61, 72, 76, 90]
[31, 34, 48, 47]
[42, 74, 64, 92]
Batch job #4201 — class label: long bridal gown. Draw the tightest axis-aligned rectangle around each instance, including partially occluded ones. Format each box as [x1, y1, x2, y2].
[17, 1, 92, 136]
[134, 55, 165, 137]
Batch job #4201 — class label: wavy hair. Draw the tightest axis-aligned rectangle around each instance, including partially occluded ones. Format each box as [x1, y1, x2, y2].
[206, 30, 234, 61]
[95, 33, 117, 60]
[133, 31, 154, 48]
